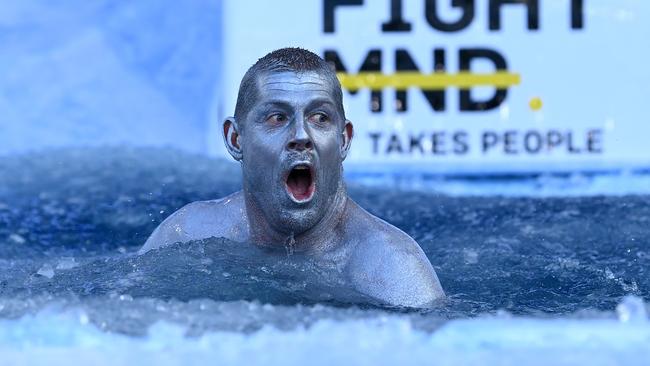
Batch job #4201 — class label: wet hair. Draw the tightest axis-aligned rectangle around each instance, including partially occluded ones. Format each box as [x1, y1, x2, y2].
[233, 47, 345, 124]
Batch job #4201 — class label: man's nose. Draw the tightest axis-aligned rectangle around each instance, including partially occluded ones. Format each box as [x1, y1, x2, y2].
[286, 119, 313, 151]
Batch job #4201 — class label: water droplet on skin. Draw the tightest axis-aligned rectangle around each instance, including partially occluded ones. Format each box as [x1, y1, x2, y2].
[285, 232, 296, 256]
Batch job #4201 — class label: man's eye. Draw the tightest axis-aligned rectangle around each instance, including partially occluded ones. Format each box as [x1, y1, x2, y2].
[266, 113, 287, 124]
[308, 113, 330, 124]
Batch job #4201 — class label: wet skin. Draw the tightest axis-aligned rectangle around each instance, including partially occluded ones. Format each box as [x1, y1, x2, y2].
[140, 71, 444, 307]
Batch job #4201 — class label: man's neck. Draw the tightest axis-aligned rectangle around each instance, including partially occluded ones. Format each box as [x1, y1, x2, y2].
[243, 183, 349, 253]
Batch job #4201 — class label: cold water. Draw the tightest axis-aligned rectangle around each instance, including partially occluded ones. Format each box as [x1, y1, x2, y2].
[1, 148, 649, 364]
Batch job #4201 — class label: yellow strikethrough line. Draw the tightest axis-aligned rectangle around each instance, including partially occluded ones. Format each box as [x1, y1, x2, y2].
[337, 71, 521, 91]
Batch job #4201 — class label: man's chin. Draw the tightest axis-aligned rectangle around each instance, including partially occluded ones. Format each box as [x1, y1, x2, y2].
[275, 205, 321, 234]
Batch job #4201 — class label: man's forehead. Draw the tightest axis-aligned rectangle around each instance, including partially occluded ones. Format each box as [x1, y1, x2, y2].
[255, 71, 337, 95]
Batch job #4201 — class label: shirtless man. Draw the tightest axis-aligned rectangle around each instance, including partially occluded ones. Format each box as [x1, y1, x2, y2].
[140, 48, 444, 307]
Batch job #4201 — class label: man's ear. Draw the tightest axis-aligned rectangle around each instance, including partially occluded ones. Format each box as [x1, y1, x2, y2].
[223, 117, 243, 161]
[340, 120, 354, 160]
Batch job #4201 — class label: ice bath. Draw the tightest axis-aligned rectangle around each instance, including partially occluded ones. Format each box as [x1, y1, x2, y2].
[2, 1, 650, 364]
[1, 148, 649, 364]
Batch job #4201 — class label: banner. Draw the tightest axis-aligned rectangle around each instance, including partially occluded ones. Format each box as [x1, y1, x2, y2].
[216, 0, 649, 173]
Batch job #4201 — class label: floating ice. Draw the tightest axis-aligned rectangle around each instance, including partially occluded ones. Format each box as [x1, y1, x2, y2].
[616, 295, 648, 323]
[8, 233, 26, 245]
[36, 264, 55, 279]
[1, 307, 650, 366]
[462, 248, 479, 264]
[56, 257, 78, 270]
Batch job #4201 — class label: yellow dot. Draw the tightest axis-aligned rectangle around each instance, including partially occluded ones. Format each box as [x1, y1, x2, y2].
[529, 97, 543, 111]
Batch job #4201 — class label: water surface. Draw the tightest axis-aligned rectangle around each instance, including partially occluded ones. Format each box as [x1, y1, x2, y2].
[1, 147, 648, 336]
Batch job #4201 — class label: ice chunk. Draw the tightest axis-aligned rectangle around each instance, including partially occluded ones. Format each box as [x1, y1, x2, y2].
[36, 264, 55, 279]
[8, 234, 26, 244]
[616, 295, 648, 323]
[463, 248, 479, 264]
[56, 257, 78, 270]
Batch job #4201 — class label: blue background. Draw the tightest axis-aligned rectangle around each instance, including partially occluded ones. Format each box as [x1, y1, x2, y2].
[0, 1, 221, 155]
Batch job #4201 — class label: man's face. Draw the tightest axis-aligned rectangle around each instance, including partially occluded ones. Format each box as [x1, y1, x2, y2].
[238, 71, 350, 235]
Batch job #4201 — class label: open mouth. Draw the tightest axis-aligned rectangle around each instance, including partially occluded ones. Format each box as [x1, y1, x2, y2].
[285, 164, 315, 202]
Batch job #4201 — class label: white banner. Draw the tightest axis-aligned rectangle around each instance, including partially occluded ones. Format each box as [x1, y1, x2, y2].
[216, 0, 650, 174]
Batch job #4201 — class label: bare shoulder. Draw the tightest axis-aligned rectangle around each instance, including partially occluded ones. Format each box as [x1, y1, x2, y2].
[345, 200, 445, 307]
[139, 191, 247, 253]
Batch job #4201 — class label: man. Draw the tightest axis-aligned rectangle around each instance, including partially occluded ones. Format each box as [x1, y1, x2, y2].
[140, 48, 444, 307]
